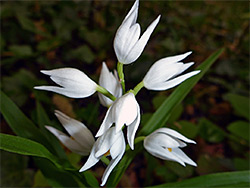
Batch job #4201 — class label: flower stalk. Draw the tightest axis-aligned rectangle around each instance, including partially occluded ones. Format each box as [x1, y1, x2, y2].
[96, 85, 116, 101]
[132, 81, 144, 95]
[117, 61, 126, 92]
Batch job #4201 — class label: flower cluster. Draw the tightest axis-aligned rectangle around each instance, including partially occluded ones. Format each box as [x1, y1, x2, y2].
[35, 0, 199, 186]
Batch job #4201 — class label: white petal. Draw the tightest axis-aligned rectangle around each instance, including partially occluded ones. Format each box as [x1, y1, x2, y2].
[145, 70, 200, 90]
[147, 133, 181, 148]
[95, 106, 113, 137]
[34, 68, 97, 98]
[121, 23, 141, 61]
[123, 0, 139, 24]
[54, 110, 95, 150]
[143, 52, 193, 87]
[98, 62, 122, 107]
[101, 137, 126, 186]
[79, 144, 100, 172]
[114, 0, 139, 61]
[94, 127, 117, 158]
[110, 131, 126, 159]
[115, 93, 138, 132]
[172, 148, 197, 166]
[123, 15, 161, 64]
[144, 138, 185, 166]
[45, 126, 89, 156]
[153, 128, 196, 144]
[127, 102, 140, 150]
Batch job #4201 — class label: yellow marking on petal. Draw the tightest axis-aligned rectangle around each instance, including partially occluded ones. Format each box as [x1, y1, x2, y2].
[70, 136, 75, 140]
[104, 150, 110, 156]
[168, 148, 172, 152]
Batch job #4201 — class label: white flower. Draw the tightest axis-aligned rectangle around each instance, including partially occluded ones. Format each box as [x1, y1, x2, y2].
[98, 62, 122, 107]
[114, 0, 161, 64]
[143, 52, 200, 90]
[144, 128, 197, 167]
[96, 92, 140, 150]
[79, 127, 125, 186]
[34, 68, 98, 98]
[45, 110, 95, 156]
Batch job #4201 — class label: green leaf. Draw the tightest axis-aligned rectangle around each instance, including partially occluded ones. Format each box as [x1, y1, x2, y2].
[0, 133, 63, 169]
[33, 158, 80, 187]
[150, 171, 250, 187]
[225, 93, 250, 120]
[0, 90, 53, 150]
[106, 49, 224, 187]
[227, 121, 249, 141]
[140, 48, 224, 135]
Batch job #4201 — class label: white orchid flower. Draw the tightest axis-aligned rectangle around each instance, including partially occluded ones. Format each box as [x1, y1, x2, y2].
[79, 127, 126, 186]
[144, 128, 197, 167]
[114, 0, 161, 64]
[98, 62, 122, 107]
[45, 110, 95, 156]
[96, 92, 140, 150]
[143, 52, 200, 90]
[34, 68, 98, 98]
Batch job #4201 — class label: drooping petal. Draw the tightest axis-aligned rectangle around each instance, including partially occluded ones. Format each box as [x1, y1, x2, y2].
[127, 102, 140, 150]
[109, 131, 126, 159]
[79, 144, 100, 172]
[115, 93, 138, 132]
[34, 68, 97, 98]
[100, 153, 123, 186]
[172, 148, 197, 166]
[154, 128, 196, 144]
[95, 107, 113, 137]
[123, 15, 161, 64]
[54, 110, 95, 150]
[45, 126, 90, 156]
[96, 93, 139, 137]
[101, 133, 126, 186]
[95, 127, 118, 158]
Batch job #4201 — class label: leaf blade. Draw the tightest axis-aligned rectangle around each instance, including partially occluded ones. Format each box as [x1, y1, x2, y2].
[149, 170, 250, 187]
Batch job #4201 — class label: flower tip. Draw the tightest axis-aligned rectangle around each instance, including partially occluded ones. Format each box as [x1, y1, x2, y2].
[192, 162, 197, 167]
[95, 131, 102, 138]
[40, 70, 50, 75]
[194, 70, 201, 75]
[186, 51, 192, 56]
[156, 15, 161, 21]
[33, 86, 44, 90]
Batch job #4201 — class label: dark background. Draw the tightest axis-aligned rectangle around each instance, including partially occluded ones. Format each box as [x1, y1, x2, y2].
[1, 1, 249, 187]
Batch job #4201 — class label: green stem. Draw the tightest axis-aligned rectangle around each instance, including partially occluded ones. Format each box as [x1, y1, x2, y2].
[126, 136, 146, 151]
[132, 81, 144, 95]
[117, 62, 125, 93]
[96, 85, 116, 101]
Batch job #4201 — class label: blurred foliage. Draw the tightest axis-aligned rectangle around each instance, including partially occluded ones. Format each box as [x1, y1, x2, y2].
[0, 0, 249, 187]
